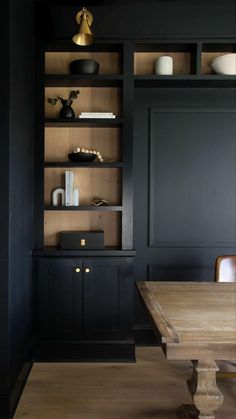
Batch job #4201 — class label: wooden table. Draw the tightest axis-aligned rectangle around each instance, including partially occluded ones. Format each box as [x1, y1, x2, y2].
[136, 281, 236, 419]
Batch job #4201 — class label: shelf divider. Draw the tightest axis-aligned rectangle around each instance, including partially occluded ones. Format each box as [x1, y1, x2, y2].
[44, 205, 123, 211]
[45, 162, 124, 168]
[45, 74, 124, 87]
[45, 118, 124, 127]
[134, 75, 236, 87]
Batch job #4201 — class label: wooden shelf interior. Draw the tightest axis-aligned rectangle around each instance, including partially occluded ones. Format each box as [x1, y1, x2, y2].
[134, 52, 193, 75]
[43, 48, 124, 249]
[45, 127, 122, 162]
[44, 167, 122, 206]
[45, 52, 123, 75]
[44, 211, 121, 247]
[45, 87, 122, 118]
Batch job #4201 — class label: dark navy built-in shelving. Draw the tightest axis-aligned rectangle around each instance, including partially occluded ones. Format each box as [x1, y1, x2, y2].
[134, 75, 236, 88]
[45, 162, 124, 168]
[45, 117, 124, 127]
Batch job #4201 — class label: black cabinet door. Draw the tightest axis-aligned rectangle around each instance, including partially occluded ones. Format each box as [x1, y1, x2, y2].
[83, 258, 133, 340]
[38, 259, 82, 339]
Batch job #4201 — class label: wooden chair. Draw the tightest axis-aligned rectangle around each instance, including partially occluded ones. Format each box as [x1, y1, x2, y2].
[215, 255, 236, 282]
[215, 255, 236, 378]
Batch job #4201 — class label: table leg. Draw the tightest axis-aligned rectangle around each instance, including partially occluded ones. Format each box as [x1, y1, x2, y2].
[178, 360, 224, 419]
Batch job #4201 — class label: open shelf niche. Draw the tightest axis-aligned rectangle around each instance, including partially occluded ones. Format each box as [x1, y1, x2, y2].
[133, 41, 236, 87]
[134, 43, 197, 76]
[45, 51, 123, 75]
[201, 42, 236, 75]
[41, 44, 129, 251]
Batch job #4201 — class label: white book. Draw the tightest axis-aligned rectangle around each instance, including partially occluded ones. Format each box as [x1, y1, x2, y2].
[80, 112, 114, 116]
[79, 114, 116, 119]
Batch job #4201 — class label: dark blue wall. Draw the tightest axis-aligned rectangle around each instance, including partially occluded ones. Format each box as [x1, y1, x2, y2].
[0, 0, 10, 396]
[35, 0, 236, 39]
[0, 1, 236, 416]
[0, 0, 34, 417]
[9, 0, 34, 388]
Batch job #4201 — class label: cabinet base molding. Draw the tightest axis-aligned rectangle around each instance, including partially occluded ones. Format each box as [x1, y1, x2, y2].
[133, 325, 160, 345]
[34, 340, 135, 362]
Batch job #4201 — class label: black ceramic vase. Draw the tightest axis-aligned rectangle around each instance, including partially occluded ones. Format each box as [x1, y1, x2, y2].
[59, 99, 75, 119]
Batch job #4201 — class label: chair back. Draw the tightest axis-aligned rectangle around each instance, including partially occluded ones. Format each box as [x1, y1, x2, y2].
[215, 255, 236, 282]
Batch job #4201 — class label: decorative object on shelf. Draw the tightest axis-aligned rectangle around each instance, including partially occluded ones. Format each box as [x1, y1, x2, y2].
[69, 59, 99, 75]
[48, 90, 80, 119]
[73, 188, 80, 206]
[72, 7, 94, 46]
[79, 112, 116, 119]
[65, 170, 80, 206]
[155, 56, 173, 75]
[211, 53, 236, 75]
[60, 230, 104, 250]
[52, 188, 65, 206]
[91, 197, 109, 206]
[69, 147, 104, 162]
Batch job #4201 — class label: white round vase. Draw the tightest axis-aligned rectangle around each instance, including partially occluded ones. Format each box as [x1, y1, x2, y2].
[211, 53, 236, 75]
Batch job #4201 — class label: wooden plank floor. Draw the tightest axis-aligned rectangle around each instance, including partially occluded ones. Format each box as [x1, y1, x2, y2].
[14, 347, 236, 419]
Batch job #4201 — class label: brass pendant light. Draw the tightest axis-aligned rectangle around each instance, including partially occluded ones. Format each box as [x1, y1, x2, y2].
[72, 7, 94, 46]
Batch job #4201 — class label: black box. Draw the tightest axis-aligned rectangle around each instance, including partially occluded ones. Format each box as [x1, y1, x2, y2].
[60, 231, 104, 250]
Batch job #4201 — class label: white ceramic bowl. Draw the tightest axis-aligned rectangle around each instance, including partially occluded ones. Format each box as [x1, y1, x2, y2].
[211, 53, 236, 75]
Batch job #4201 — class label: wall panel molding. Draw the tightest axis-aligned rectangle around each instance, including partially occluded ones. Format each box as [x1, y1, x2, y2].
[148, 264, 215, 281]
[149, 108, 236, 249]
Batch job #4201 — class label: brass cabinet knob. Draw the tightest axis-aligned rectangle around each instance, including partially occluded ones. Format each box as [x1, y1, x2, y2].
[85, 268, 90, 273]
[75, 267, 81, 273]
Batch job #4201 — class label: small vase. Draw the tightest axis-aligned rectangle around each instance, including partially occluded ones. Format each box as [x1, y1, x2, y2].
[155, 56, 173, 75]
[59, 99, 75, 119]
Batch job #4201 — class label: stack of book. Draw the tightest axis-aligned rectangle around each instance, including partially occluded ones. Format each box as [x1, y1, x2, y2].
[79, 112, 116, 119]
[65, 171, 79, 206]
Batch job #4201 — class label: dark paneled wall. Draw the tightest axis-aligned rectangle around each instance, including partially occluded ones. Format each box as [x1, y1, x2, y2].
[133, 88, 236, 337]
[35, 0, 236, 39]
[9, 0, 34, 387]
[149, 108, 235, 247]
[0, 0, 34, 417]
[0, 0, 10, 395]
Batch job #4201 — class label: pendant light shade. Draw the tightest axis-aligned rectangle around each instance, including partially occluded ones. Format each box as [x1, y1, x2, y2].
[72, 7, 94, 46]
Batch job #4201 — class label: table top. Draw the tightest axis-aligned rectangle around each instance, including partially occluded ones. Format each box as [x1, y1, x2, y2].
[137, 281, 236, 360]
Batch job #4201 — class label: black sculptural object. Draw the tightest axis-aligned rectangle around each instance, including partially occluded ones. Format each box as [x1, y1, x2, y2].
[48, 90, 80, 119]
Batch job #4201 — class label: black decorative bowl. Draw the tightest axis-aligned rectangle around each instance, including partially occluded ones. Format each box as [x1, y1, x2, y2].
[69, 59, 100, 75]
[68, 152, 97, 163]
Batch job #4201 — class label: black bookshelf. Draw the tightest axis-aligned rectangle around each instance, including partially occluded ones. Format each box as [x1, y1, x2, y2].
[134, 75, 236, 88]
[44, 205, 123, 211]
[32, 247, 136, 257]
[44, 162, 124, 168]
[45, 74, 124, 87]
[45, 117, 124, 127]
